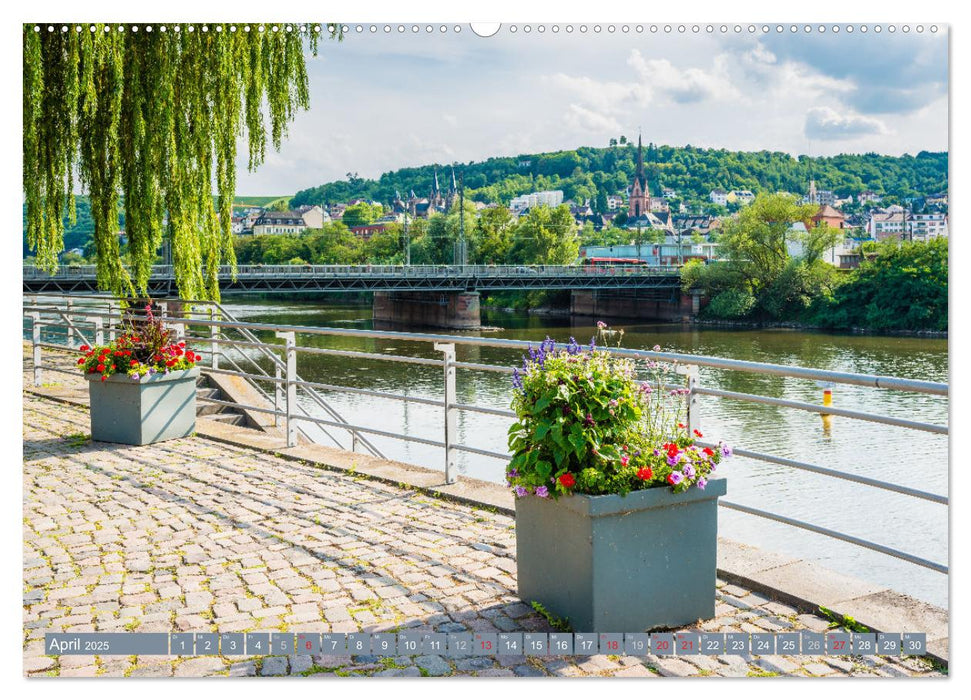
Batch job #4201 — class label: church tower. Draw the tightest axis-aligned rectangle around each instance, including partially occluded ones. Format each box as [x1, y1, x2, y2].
[629, 134, 650, 218]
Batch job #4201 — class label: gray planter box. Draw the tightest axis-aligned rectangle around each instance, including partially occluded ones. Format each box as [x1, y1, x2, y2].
[86, 367, 199, 445]
[515, 478, 727, 632]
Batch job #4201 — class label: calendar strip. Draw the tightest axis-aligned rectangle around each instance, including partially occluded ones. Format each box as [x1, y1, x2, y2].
[44, 631, 927, 657]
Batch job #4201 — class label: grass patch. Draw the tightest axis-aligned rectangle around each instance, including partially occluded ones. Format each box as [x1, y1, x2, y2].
[530, 600, 571, 632]
[818, 605, 869, 633]
[65, 431, 90, 448]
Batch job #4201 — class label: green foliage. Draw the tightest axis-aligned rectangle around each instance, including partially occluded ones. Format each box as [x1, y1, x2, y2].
[685, 193, 843, 322]
[811, 238, 948, 332]
[530, 601, 572, 632]
[23, 23, 335, 301]
[508, 205, 579, 265]
[818, 606, 870, 633]
[234, 222, 365, 265]
[341, 201, 383, 227]
[291, 144, 947, 217]
[506, 332, 727, 498]
[706, 288, 756, 319]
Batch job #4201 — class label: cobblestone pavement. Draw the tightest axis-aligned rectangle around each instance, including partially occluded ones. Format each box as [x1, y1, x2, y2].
[22, 356, 943, 678]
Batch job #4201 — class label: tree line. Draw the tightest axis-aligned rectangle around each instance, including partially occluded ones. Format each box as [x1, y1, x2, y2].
[290, 143, 948, 215]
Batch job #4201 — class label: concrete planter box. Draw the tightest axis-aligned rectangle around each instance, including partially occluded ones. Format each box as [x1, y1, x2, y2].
[515, 478, 727, 632]
[86, 367, 199, 445]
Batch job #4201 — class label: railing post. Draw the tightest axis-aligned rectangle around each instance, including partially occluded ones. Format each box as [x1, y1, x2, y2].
[686, 364, 701, 436]
[30, 311, 42, 386]
[275, 331, 297, 447]
[93, 317, 104, 347]
[209, 306, 220, 371]
[65, 299, 74, 348]
[106, 301, 116, 341]
[434, 342, 458, 484]
[274, 361, 282, 428]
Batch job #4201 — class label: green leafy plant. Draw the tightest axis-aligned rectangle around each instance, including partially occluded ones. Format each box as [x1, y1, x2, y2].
[818, 605, 870, 633]
[531, 600, 571, 632]
[506, 326, 731, 499]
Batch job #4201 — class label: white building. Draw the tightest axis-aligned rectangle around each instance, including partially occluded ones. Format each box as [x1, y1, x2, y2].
[909, 213, 948, 240]
[606, 194, 625, 210]
[510, 190, 564, 211]
[296, 205, 329, 229]
[867, 211, 908, 241]
[252, 210, 308, 236]
[728, 190, 755, 205]
[662, 187, 677, 200]
[709, 189, 728, 206]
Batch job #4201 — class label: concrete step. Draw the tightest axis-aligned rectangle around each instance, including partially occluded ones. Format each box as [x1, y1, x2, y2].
[204, 412, 247, 426]
[196, 402, 226, 417]
[196, 387, 219, 399]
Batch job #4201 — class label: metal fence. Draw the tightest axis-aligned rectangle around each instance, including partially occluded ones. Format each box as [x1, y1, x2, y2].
[23, 293, 949, 576]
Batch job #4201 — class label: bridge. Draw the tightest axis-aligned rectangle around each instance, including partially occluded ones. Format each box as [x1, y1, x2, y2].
[24, 263, 693, 329]
[23, 263, 682, 294]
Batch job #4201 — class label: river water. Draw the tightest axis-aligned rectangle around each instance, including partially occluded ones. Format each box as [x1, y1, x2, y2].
[211, 298, 949, 610]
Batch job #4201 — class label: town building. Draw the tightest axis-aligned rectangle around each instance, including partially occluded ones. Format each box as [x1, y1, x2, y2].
[812, 204, 846, 230]
[252, 210, 308, 236]
[606, 194, 625, 210]
[866, 210, 908, 241]
[709, 189, 728, 206]
[858, 190, 883, 205]
[662, 187, 677, 200]
[628, 136, 669, 217]
[510, 190, 564, 211]
[728, 190, 755, 206]
[803, 180, 836, 206]
[295, 205, 329, 229]
[908, 212, 948, 240]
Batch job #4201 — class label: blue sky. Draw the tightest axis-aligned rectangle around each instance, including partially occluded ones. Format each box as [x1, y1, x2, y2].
[235, 24, 948, 195]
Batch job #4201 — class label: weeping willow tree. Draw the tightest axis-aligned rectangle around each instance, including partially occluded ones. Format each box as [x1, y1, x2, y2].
[24, 23, 334, 301]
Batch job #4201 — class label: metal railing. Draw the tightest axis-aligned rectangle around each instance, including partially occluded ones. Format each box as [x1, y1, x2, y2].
[23, 293, 949, 577]
[23, 263, 681, 279]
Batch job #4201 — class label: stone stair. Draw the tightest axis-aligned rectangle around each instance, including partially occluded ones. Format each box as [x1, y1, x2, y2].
[196, 374, 247, 426]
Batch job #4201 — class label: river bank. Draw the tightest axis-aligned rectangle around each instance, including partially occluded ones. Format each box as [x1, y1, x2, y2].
[480, 302, 948, 339]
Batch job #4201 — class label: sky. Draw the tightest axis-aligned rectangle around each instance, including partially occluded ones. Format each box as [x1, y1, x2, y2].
[233, 24, 947, 195]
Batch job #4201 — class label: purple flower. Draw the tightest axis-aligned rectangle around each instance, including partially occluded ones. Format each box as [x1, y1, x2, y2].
[640, 382, 653, 394]
[131, 373, 140, 381]
[669, 471, 684, 485]
[535, 486, 549, 498]
[721, 444, 733, 458]
[567, 337, 581, 355]
[682, 464, 696, 479]
[508, 468, 519, 478]
[514, 486, 528, 498]
[512, 368, 523, 391]
[653, 344, 661, 352]
[608, 399, 619, 408]
[589, 336, 596, 351]
[697, 477, 708, 490]
[653, 449, 661, 457]
[666, 452, 681, 467]
[597, 321, 607, 329]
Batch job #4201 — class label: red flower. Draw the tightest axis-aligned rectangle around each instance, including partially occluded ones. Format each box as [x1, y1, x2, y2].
[558, 473, 576, 489]
[100, 376, 107, 382]
[131, 361, 139, 367]
[693, 429, 703, 438]
[678, 423, 685, 429]
[79, 345, 90, 352]
[667, 473, 678, 485]
[637, 467, 653, 481]
[97, 364, 105, 372]
[77, 358, 85, 365]
[703, 447, 714, 457]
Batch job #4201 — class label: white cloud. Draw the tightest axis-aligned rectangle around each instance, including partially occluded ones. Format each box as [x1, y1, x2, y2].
[805, 107, 890, 140]
[563, 104, 623, 134]
[626, 50, 736, 104]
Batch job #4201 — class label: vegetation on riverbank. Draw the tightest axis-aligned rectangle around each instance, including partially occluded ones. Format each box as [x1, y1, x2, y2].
[680, 194, 948, 333]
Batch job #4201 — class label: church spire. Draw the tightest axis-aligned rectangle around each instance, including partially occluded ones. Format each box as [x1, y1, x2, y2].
[433, 168, 440, 194]
[636, 133, 646, 188]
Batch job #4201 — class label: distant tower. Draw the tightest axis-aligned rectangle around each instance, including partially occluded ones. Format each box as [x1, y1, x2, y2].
[629, 134, 651, 218]
[808, 179, 818, 205]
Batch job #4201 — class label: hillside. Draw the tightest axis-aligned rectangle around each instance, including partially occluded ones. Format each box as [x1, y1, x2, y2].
[290, 144, 948, 211]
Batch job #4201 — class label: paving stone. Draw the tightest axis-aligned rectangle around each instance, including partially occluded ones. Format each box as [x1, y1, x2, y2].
[19, 378, 945, 680]
[260, 657, 289, 676]
[415, 654, 451, 676]
[175, 657, 227, 677]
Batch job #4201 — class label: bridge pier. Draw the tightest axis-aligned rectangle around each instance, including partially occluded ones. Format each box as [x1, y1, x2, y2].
[373, 291, 481, 330]
[571, 290, 702, 322]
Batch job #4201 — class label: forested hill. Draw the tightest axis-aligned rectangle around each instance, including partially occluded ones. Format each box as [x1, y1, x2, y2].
[291, 144, 948, 211]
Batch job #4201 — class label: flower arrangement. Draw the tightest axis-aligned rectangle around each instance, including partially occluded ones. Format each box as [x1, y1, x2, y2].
[77, 304, 200, 382]
[506, 325, 730, 499]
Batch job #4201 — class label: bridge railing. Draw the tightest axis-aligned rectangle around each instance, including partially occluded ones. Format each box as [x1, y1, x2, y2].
[23, 263, 681, 279]
[23, 293, 948, 578]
